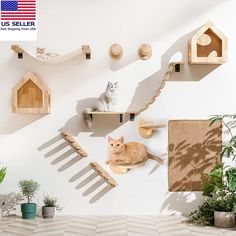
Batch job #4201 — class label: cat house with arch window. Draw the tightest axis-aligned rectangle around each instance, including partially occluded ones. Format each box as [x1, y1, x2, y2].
[188, 21, 227, 64]
[12, 72, 51, 114]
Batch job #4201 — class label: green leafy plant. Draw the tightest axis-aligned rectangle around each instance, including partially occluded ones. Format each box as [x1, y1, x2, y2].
[225, 168, 236, 191]
[0, 165, 7, 184]
[43, 195, 61, 210]
[203, 164, 224, 197]
[187, 198, 215, 226]
[210, 114, 236, 160]
[18, 179, 39, 203]
[212, 189, 236, 212]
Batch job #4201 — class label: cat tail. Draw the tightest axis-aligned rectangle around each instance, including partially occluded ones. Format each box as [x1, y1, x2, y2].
[148, 153, 164, 164]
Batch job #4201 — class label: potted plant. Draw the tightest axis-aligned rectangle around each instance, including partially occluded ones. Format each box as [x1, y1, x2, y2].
[18, 179, 39, 219]
[213, 189, 236, 228]
[42, 195, 61, 219]
[188, 115, 236, 227]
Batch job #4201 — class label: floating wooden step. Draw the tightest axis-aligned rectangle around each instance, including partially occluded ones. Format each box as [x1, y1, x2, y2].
[61, 132, 88, 157]
[69, 162, 118, 203]
[188, 21, 227, 64]
[12, 72, 50, 114]
[11, 44, 91, 63]
[90, 162, 118, 187]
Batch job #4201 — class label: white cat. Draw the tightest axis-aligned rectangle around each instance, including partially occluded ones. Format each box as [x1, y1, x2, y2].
[36, 47, 48, 59]
[96, 81, 118, 112]
[36, 47, 60, 60]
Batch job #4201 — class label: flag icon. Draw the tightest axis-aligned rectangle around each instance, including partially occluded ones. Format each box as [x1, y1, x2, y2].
[1, 0, 36, 20]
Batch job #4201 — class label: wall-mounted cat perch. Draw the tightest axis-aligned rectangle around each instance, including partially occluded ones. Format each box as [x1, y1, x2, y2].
[188, 21, 227, 64]
[138, 119, 166, 139]
[11, 44, 92, 63]
[61, 132, 88, 157]
[12, 72, 50, 114]
[69, 162, 117, 203]
[90, 162, 118, 187]
[83, 111, 137, 128]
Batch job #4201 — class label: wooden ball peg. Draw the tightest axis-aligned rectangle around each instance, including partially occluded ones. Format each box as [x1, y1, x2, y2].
[109, 44, 123, 60]
[138, 44, 152, 60]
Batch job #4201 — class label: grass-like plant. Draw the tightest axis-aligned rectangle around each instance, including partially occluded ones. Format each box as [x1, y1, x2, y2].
[43, 195, 61, 209]
[0, 165, 7, 184]
[18, 179, 40, 203]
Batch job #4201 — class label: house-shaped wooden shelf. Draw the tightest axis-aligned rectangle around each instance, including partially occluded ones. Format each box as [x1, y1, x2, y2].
[188, 21, 227, 64]
[11, 44, 91, 64]
[12, 72, 50, 114]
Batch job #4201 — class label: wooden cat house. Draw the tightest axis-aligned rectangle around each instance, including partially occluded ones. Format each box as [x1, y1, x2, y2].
[188, 21, 227, 64]
[12, 72, 50, 113]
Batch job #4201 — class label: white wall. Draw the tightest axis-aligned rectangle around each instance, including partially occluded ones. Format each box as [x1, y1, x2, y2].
[0, 0, 235, 215]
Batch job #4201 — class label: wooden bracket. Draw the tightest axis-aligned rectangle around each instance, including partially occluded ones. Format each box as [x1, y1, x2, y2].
[90, 162, 118, 187]
[11, 45, 24, 59]
[82, 45, 91, 60]
[130, 113, 136, 121]
[61, 132, 88, 157]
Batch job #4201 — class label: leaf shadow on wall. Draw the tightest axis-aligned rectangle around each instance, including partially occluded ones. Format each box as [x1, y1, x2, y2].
[127, 28, 220, 112]
[161, 126, 221, 214]
[0, 193, 23, 216]
[169, 126, 222, 192]
[59, 98, 130, 137]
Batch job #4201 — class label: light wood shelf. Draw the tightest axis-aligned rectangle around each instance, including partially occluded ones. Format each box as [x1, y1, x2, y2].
[83, 111, 137, 127]
[11, 44, 92, 64]
[188, 21, 227, 64]
[12, 72, 50, 114]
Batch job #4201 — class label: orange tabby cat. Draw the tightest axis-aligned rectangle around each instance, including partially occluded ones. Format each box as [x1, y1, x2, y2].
[106, 136, 163, 165]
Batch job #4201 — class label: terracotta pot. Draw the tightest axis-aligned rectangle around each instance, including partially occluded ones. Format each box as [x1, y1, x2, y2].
[42, 206, 55, 219]
[214, 211, 235, 228]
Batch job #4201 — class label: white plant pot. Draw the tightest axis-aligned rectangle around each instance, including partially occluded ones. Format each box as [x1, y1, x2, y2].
[214, 211, 235, 228]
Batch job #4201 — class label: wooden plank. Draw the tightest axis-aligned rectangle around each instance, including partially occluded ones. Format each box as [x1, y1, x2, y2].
[11, 44, 91, 63]
[168, 120, 222, 191]
[61, 132, 88, 157]
[90, 162, 118, 187]
[86, 111, 136, 115]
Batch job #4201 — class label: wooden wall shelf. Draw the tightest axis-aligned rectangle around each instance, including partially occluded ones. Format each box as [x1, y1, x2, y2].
[83, 111, 136, 127]
[188, 21, 227, 64]
[12, 72, 50, 114]
[11, 44, 91, 64]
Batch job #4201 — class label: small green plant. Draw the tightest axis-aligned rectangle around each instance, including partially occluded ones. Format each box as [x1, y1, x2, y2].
[212, 189, 236, 213]
[187, 198, 215, 226]
[43, 195, 61, 209]
[0, 165, 7, 184]
[18, 179, 39, 203]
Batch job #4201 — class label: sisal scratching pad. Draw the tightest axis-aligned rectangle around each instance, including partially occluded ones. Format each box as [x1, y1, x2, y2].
[168, 120, 222, 192]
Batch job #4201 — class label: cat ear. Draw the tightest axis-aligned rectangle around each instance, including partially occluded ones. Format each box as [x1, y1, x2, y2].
[108, 136, 113, 142]
[119, 136, 124, 143]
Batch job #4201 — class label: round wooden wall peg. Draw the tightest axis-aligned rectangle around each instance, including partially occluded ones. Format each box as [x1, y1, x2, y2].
[138, 43, 152, 60]
[109, 44, 123, 60]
